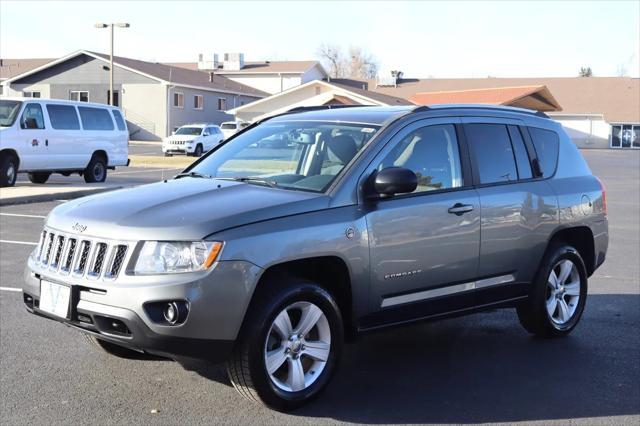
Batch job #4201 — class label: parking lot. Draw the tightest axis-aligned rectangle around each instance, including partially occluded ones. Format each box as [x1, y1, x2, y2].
[0, 150, 638, 425]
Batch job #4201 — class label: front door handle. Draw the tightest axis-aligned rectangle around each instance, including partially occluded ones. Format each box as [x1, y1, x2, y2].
[448, 203, 474, 216]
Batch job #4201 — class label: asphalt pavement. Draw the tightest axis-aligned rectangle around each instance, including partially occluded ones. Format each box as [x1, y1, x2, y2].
[0, 150, 638, 425]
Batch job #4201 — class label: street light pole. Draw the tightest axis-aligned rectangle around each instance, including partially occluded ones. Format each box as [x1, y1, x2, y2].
[95, 22, 130, 106]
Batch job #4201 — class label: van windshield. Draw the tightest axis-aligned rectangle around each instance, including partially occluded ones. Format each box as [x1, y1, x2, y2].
[175, 127, 203, 136]
[0, 100, 23, 127]
[188, 120, 380, 193]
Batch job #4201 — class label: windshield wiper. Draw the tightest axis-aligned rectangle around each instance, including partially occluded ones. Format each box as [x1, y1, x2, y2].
[219, 176, 279, 188]
[175, 171, 213, 179]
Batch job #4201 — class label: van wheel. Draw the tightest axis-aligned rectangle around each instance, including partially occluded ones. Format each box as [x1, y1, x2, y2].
[84, 155, 107, 183]
[81, 333, 146, 359]
[193, 144, 203, 157]
[517, 244, 588, 337]
[227, 279, 343, 411]
[0, 153, 18, 187]
[28, 172, 50, 184]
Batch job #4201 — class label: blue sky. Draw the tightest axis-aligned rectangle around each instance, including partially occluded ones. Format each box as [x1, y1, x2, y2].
[1, 0, 638, 78]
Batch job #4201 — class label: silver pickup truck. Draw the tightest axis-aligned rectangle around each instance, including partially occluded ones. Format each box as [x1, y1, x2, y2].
[23, 105, 608, 410]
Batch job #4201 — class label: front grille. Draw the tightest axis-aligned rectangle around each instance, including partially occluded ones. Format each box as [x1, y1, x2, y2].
[35, 227, 131, 280]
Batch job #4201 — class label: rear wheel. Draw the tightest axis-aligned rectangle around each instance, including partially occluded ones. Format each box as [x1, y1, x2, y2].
[227, 279, 343, 411]
[0, 153, 18, 187]
[517, 244, 588, 337]
[164, 153, 173, 157]
[28, 172, 50, 184]
[84, 154, 107, 183]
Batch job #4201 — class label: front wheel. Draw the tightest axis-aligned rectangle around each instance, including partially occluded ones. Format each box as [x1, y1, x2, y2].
[227, 279, 343, 411]
[192, 144, 203, 157]
[517, 244, 588, 337]
[28, 172, 50, 184]
[0, 153, 18, 187]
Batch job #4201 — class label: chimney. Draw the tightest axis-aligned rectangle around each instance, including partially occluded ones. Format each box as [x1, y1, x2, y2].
[209, 72, 214, 83]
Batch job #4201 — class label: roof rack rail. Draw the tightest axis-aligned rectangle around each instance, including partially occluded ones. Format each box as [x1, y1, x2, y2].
[285, 105, 373, 114]
[411, 104, 549, 118]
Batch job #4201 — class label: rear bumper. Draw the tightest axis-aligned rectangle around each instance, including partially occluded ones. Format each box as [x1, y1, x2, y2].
[22, 293, 234, 362]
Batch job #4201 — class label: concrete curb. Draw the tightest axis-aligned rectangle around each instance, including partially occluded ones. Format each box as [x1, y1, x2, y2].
[129, 140, 162, 145]
[0, 186, 123, 206]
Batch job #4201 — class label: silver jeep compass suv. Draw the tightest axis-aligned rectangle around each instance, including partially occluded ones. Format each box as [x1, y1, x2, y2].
[23, 105, 608, 410]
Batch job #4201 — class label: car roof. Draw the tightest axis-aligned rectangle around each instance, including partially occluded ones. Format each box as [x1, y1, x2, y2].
[266, 104, 550, 126]
[1, 96, 120, 110]
[180, 123, 218, 128]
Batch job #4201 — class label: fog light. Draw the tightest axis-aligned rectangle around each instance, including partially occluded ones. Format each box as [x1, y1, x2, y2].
[163, 302, 178, 324]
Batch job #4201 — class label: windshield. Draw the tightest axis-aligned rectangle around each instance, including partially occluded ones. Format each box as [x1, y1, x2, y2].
[189, 120, 380, 192]
[0, 100, 23, 127]
[221, 123, 237, 129]
[175, 127, 203, 136]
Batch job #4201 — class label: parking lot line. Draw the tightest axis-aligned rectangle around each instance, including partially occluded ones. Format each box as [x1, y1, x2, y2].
[0, 287, 22, 292]
[0, 213, 46, 219]
[0, 240, 38, 246]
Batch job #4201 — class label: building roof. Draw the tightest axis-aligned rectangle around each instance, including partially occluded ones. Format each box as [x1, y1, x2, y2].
[166, 60, 321, 75]
[329, 81, 413, 106]
[367, 77, 640, 122]
[409, 85, 562, 111]
[4, 50, 268, 97]
[0, 58, 54, 80]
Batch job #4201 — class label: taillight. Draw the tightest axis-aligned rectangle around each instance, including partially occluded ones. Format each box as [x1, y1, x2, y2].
[597, 177, 607, 215]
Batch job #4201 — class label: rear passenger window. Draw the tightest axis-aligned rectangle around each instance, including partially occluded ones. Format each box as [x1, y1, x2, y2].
[528, 127, 559, 177]
[466, 124, 518, 184]
[78, 107, 114, 130]
[111, 110, 126, 131]
[378, 124, 463, 193]
[507, 126, 533, 179]
[46, 105, 80, 130]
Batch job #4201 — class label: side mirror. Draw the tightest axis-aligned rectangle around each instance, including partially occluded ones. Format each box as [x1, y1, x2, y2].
[369, 167, 417, 198]
[22, 117, 38, 129]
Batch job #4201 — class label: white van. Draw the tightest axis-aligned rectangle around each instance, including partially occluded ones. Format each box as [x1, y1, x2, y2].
[0, 98, 129, 187]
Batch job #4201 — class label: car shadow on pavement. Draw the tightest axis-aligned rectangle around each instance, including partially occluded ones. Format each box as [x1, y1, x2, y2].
[293, 294, 640, 424]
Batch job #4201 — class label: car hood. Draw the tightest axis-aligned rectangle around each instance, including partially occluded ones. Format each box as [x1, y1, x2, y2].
[46, 178, 329, 241]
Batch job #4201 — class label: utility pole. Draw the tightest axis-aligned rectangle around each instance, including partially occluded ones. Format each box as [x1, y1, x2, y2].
[95, 22, 130, 105]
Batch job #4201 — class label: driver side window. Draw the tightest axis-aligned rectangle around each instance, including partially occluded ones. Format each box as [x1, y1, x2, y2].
[21, 103, 45, 129]
[378, 124, 463, 194]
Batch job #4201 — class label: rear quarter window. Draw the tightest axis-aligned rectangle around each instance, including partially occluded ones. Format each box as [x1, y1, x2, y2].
[46, 104, 80, 130]
[528, 127, 559, 177]
[111, 109, 126, 131]
[78, 106, 114, 131]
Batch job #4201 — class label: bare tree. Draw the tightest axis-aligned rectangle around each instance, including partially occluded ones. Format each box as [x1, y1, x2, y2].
[316, 43, 345, 79]
[579, 67, 593, 77]
[316, 44, 379, 79]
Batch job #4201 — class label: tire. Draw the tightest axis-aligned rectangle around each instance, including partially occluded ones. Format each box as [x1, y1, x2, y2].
[164, 153, 173, 157]
[84, 154, 107, 183]
[81, 333, 144, 359]
[227, 278, 343, 411]
[27, 172, 50, 184]
[517, 244, 588, 337]
[193, 144, 203, 157]
[0, 153, 18, 187]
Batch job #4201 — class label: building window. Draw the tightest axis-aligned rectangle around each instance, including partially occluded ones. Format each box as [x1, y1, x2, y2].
[217, 98, 227, 111]
[611, 124, 640, 149]
[173, 92, 184, 108]
[107, 90, 119, 107]
[23, 91, 41, 98]
[70, 91, 89, 102]
[194, 95, 204, 110]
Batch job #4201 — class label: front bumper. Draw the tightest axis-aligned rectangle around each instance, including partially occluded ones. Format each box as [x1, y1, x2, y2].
[162, 144, 195, 154]
[23, 258, 262, 362]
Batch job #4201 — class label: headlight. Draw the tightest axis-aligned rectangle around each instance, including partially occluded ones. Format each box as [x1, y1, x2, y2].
[134, 241, 223, 275]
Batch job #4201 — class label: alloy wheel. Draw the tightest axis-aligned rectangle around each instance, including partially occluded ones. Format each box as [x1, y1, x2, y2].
[263, 301, 331, 393]
[546, 259, 581, 325]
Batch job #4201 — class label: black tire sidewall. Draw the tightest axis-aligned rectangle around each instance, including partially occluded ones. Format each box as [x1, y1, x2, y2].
[28, 172, 50, 184]
[1, 155, 17, 186]
[536, 245, 588, 334]
[246, 282, 343, 410]
[195, 144, 203, 157]
[85, 156, 106, 183]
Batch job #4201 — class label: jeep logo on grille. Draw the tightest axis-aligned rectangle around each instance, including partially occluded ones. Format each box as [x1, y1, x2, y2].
[72, 222, 87, 233]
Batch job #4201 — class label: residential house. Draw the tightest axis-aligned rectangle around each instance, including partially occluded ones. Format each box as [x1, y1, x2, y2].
[1, 50, 267, 140]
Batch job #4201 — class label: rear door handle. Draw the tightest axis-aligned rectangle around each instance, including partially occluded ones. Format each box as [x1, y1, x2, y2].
[448, 203, 474, 215]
